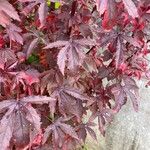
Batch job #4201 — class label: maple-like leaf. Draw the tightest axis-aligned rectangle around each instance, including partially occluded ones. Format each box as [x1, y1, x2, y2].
[96, 0, 139, 23]
[12, 109, 31, 148]
[11, 69, 40, 90]
[38, 1, 48, 28]
[21, 95, 55, 104]
[19, 0, 48, 28]
[77, 122, 97, 143]
[26, 38, 39, 58]
[40, 69, 63, 95]
[57, 45, 68, 75]
[6, 23, 23, 44]
[97, 28, 142, 68]
[96, 0, 108, 15]
[0, 107, 14, 150]
[23, 30, 46, 58]
[82, 56, 98, 73]
[50, 86, 90, 121]
[116, 36, 124, 68]
[0, 11, 10, 27]
[122, 0, 139, 18]
[42, 117, 79, 148]
[111, 76, 139, 112]
[0, 0, 149, 149]
[0, 48, 17, 69]
[96, 0, 117, 30]
[44, 38, 95, 75]
[88, 92, 114, 135]
[0, 0, 20, 27]
[0, 95, 54, 148]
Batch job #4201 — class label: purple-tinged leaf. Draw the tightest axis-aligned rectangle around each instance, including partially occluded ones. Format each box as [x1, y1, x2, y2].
[6, 23, 23, 44]
[25, 105, 41, 131]
[12, 110, 30, 148]
[111, 85, 127, 112]
[22, 2, 37, 16]
[77, 126, 87, 142]
[38, 2, 48, 28]
[58, 123, 79, 140]
[86, 126, 97, 141]
[0, 48, 16, 63]
[57, 45, 68, 75]
[0, 107, 14, 150]
[43, 117, 79, 146]
[42, 125, 52, 144]
[44, 41, 68, 49]
[96, 0, 108, 15]
[44, 38, 92, 74]
[0, 0, 20, 21]
[63, 86, 90, 101]
[123, 77, 139, 111]
[0, 11, 10, 27]
[26, 38, 39, 58]
[75, 38, 96, 46]
[122, 35, 141, 48]
[122, 0, 139, 18]
[51, 86, 89, 120]
[116, 37, 124, 69]
[112, 77, 139, 112]
[67, 45, 80, 71]
[21, 96, 55, 104]
[0, 100, 16, 113]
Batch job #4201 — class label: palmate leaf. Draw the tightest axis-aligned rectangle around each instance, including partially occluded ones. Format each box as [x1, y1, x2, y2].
[116, 36, 124, 69]
[0, 48, 17, 69]
[0, 1, 22, 44]
[6, 23, 23, 44]
[0, 11, 10, 27]
[96, 0, 108, 15]
[0, 48, 16, 63]
[42, 117, 79, 148]
[89, 95, 114, 136]
[40, 69, 63, 95]
[19, 0, 48, 28]
[24, 30, 45, 58]
[97, 28, 142, 68]
[111, 77, 139, 112]
[12, 109, 31, 148]
[0, 95, 54, 148]
[122, 0, 139, 18]
[38, 1, 48, 28]
[123, 76, 139, 111]
[11, 69, 40, 90]
[0, 106, 14, 150]
[77, 122, 97, 142]
[21, 95, 55, 104]
[96, 0, 139, 20]
[57, 45, 68, 75]
[89, 107, 114, 136]
[26, 38, 39, 58]
[44, 38, 95, 75]
[111, 84, 127, 112]
[96, 0, 117, 30]
[50, 86, 90, 121]
[0, 0, 20, 27]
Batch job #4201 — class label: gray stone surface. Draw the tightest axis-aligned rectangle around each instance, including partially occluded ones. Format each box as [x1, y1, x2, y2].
[105, 80, 150, 150]
[85, 79, 150, 150]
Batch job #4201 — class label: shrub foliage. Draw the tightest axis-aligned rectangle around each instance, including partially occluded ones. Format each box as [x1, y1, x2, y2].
[0, 0, 150, 149]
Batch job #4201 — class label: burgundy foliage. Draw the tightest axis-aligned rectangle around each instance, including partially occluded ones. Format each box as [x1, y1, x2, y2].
[0, 0, 150, 149]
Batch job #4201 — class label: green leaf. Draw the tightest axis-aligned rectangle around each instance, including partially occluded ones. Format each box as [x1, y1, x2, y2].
[55, 2, 61, 9]
[47, 0, 51, 7]
[27, 54, 39, 64]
